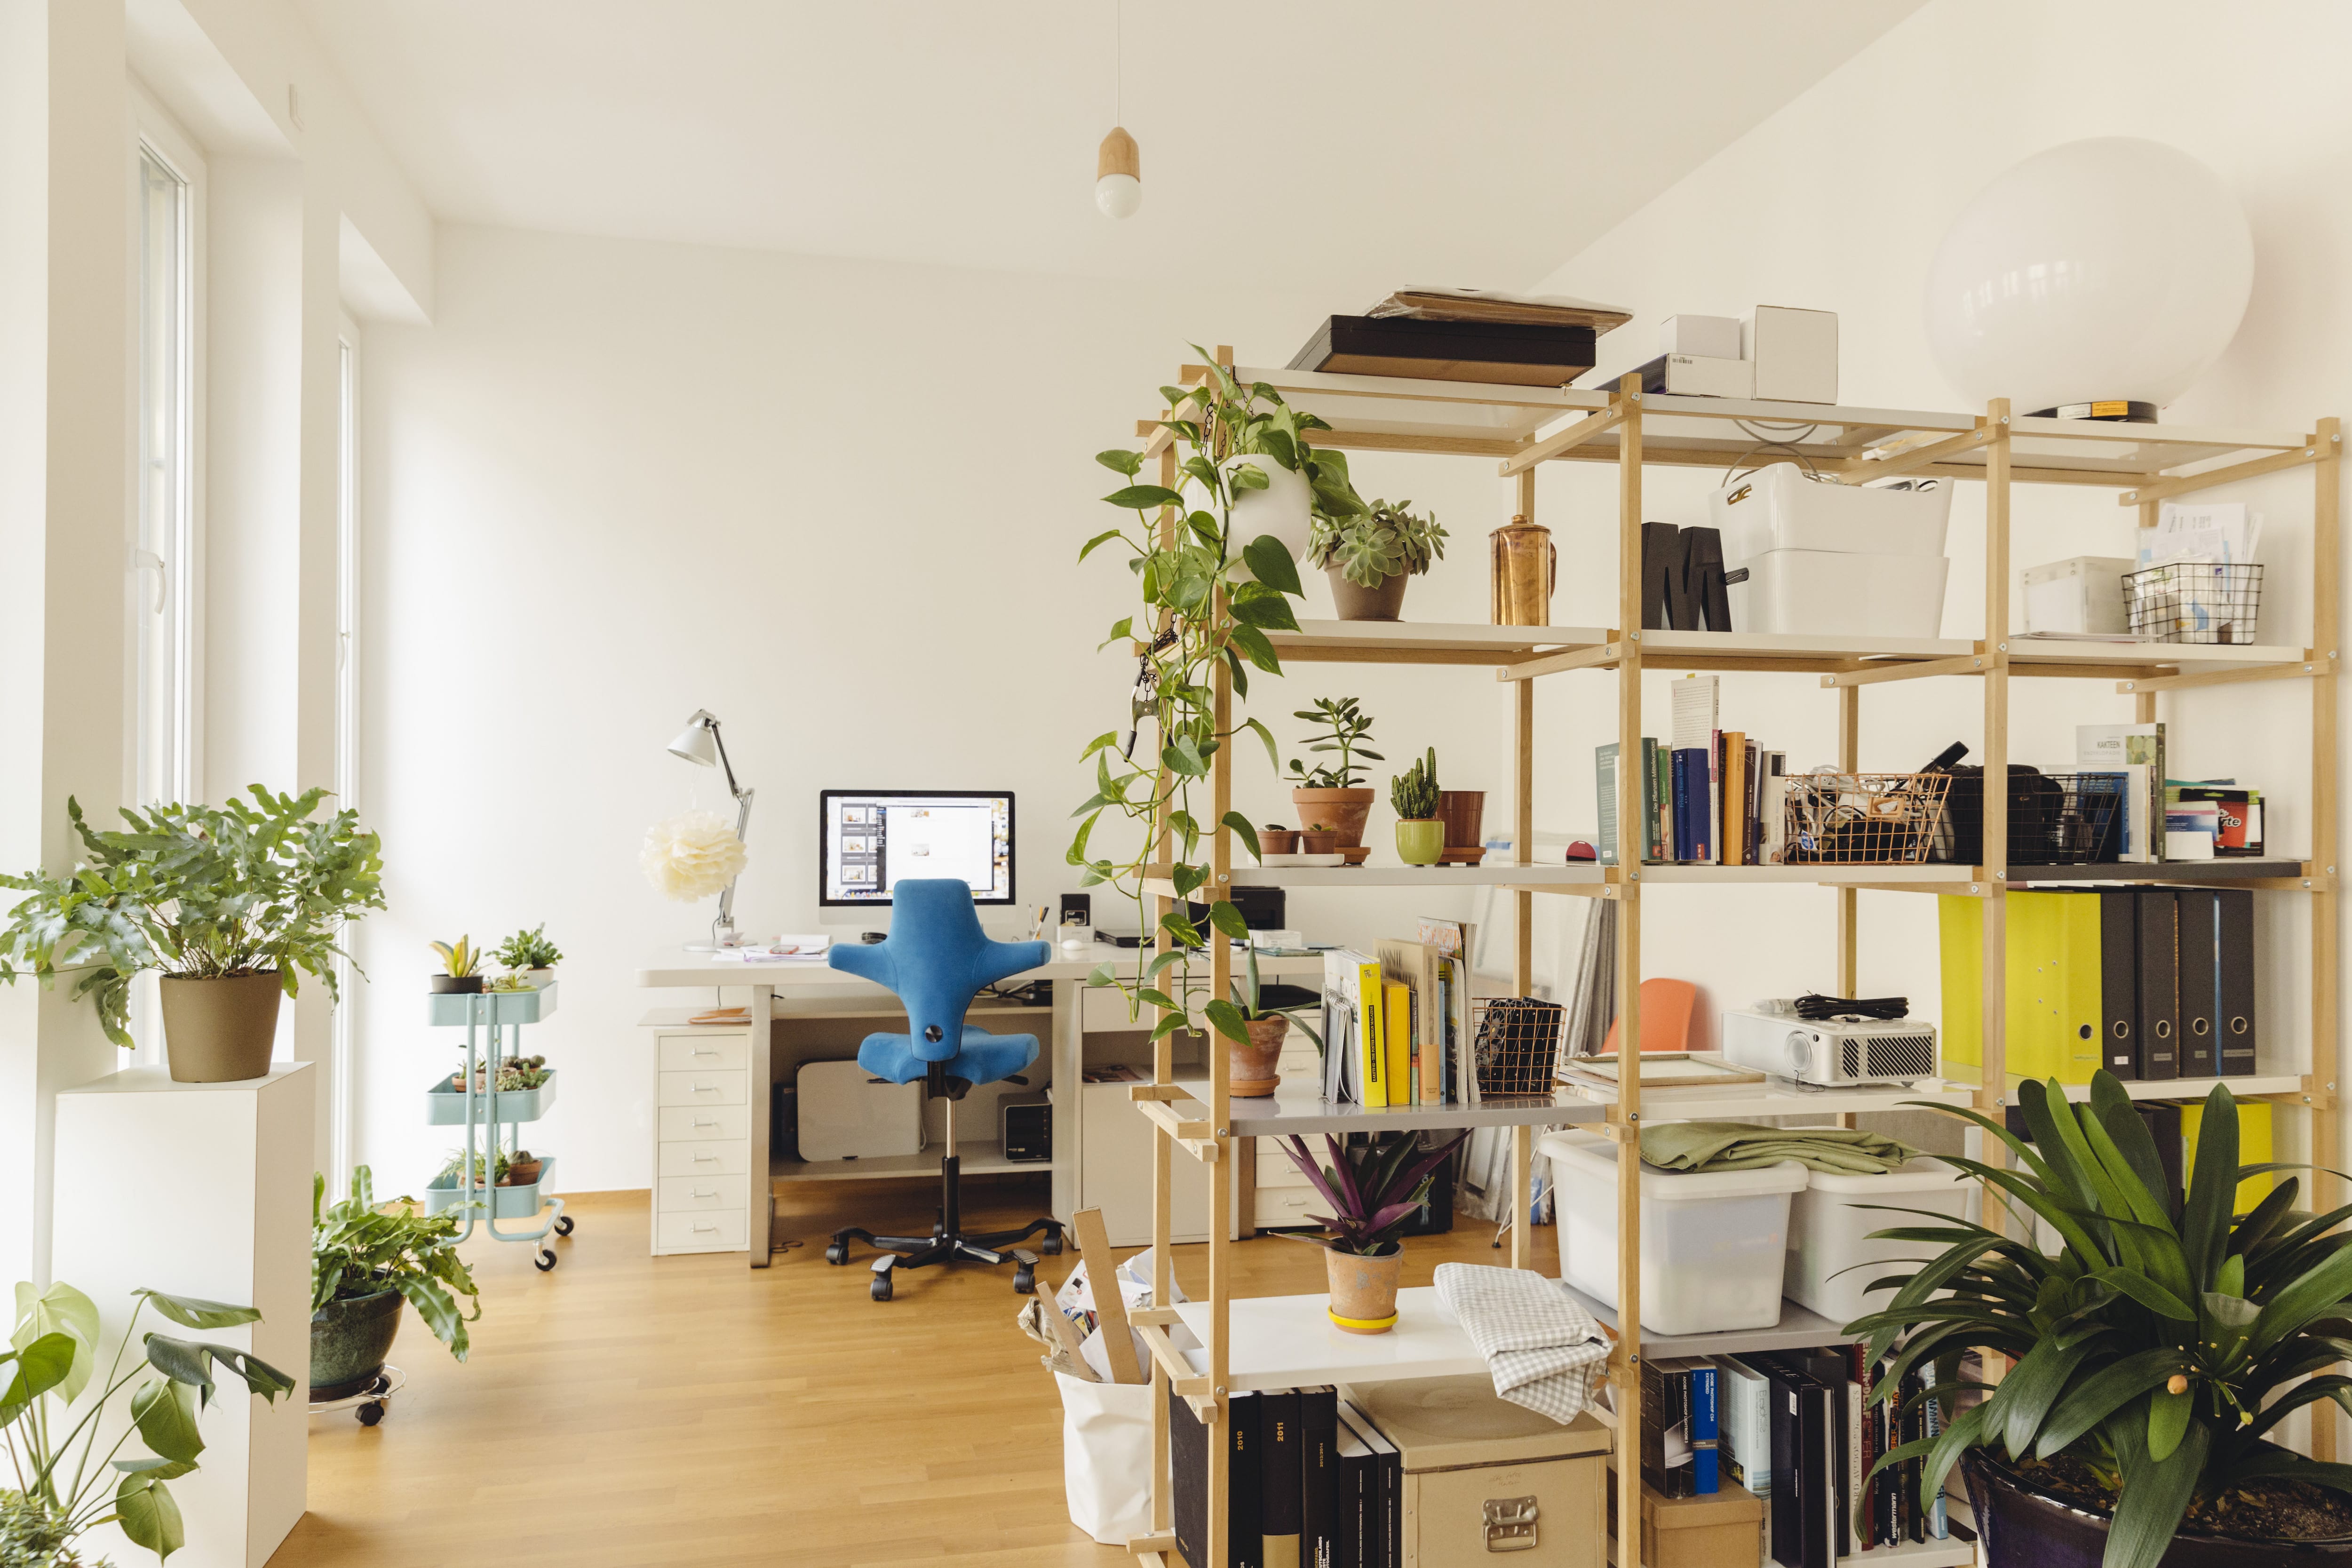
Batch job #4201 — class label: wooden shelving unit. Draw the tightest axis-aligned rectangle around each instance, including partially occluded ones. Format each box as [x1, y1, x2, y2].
[1118, 354, 2341, 1568]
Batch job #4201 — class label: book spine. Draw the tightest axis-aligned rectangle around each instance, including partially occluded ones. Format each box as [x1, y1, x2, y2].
[1301, 1388, 1337, 1568]
[1922, 1385, 1947, 1539]
[1260, 1389, 1301, 1568]
[1597, 742, 1621, 865]
[1232, 1392, 1262, 1568]
[1690, 1361, 1719, 1494]
[1653, 742, 1671, 861]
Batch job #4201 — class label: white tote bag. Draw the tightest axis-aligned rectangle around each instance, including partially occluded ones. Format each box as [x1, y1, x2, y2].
[1055, 1370, 1155, 1545]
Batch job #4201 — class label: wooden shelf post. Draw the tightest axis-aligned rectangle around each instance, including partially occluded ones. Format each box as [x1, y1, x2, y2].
[1610, 374, 1647, 1568]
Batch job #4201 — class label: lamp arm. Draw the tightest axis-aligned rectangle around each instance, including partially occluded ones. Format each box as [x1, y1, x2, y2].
[715, 787, 754, 932]
[709, 723, 745, 801]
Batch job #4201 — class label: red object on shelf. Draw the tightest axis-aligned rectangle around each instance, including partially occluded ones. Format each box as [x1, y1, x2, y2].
[1599, 978, 1700, 1054]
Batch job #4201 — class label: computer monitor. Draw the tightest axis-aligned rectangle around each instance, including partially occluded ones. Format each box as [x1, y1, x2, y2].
[819, 789, 1015, 907]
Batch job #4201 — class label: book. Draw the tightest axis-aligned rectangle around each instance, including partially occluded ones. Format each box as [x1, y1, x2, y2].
[2078, 723, 2166, 862]
[1654, 743, 1674, 861]
[1922, 1377, 1947, 1539]
[1289, 314, 1598, 388]
[2137, 889, 2181, 1080]
[1746, 1351, 1835, 1568]
[1383, 981, 1413, 1107]
[1596, 739, 1662, 865]
[1722, 732, 1747, 866]
[1173, 1385, 1263, 1568]
[1716, 1357, 1772, 1499]
[1366, 285, 1633, 332]
[2178, 889, 2220, 1076]
[1377, 941, 1446, 1105]
[1640, 1357, 1694, 1497]
[1670, 676, 1718, 863]
[1413, 918, 1478, 1106]
[1300, 1387, 1338, 1568]
[2216, 889, 2259, 1074]
[1687, 1359, 1720, 1494]
[1340, 1399, 1399, 1568]
[1795, 1350, 1854, 1560]
[1334, 1406, 1376, 1568]
[1261, 1388, 1302, 1568]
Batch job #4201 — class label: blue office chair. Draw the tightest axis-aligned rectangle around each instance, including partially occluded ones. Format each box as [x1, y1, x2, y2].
[820, 879, 1065, 1300]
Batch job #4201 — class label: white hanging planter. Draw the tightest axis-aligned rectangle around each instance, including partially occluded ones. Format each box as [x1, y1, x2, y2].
[1181, 452, 1312, 582]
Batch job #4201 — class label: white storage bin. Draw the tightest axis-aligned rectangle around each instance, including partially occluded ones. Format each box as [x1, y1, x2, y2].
[1539, 1131, 1808, 1337]
[1708, 463, 1951, 561]
[1785, 1157, 1976, 1329]
[2023, 556, 2134, 636]
[1727, 548, 1949, 639]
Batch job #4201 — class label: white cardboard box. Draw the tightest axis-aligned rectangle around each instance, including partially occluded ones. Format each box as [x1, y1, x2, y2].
[1637, 352, 1754, 399]
[1658, 313, 1742, 360]
[1743, 305, 1839, 403]
[2024, 555, 2135, 635]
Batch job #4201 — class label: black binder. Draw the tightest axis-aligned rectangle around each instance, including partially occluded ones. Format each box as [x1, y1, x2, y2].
[2098, 889, 2142, 1077]
[2177, 889, 2219, 1076]
[2217, 889, 2259, 1075]
[1301, 1388, 1338, 1568]
[1174, 1387, 1263, 1568]
[1261, 1389, 1302, 1568]
[1748, 1352, 1836, 1568]
[2136, 888, 2180, 1080]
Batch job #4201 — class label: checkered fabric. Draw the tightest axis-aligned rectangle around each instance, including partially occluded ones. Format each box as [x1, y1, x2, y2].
[1433, 1262, 1611, 1424]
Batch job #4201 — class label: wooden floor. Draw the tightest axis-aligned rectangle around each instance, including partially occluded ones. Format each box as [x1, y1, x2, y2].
[281, 1176, 1554, 1568]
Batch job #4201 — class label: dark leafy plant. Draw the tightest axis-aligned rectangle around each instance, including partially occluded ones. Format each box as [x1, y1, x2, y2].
[1391, 748, 1440, 820]
[1286, 697, 1382, 791]
[0, 787, 385, 1048]
[1306, 497, 1447, 588]
[1275, 1131, 1470, 1255]
[311, 1168, 482, 1362]
[1857, 1073, 2352, 1568]
[3, 1281, 296, 1560]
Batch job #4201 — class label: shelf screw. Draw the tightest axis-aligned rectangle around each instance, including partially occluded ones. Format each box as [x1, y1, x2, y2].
[1218, 873, 1229, 883]
[1631, 393, 1642, 402]
[1630, 630, 1641, 641]
[1216, 1386, 1226, 1397]
[2310, 449, 2319, 458]
[2122, 681, 2136, 691]
[1628, 1112, 1640, 1122]
[1973, 659, 1982, 669]
[2000, 415, 2010, 424]
[1629, 871, 1639, 881]
[2307, 666, 2316, 674]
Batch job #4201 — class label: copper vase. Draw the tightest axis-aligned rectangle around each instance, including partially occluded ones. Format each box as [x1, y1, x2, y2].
[1490, 516, 1556, 626]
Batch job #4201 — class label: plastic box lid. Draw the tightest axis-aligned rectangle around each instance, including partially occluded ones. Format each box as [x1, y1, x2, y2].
[1798, 1155, 1967, 1194]
[1539, 1131, 1809, 1200]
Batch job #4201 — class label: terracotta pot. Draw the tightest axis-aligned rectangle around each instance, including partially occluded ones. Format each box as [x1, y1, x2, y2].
[429, 974, 484, 994]
[1231, 1015, 1288, 1098]
[1298, 829, 1341, 855]
[1326, 1246, 1404, 1333]
[310, 1287, 403, 1401]
[1327, 567, 1410, 622]
[1436, 790, 1487, 852]
[1259, 827, 1299, 855]
[1962, 1446, 2352, 1568]
[505, 1159, 543, 1187]
[1291, 788, 1376, 850]
[159, 971, 283, 1083]
[1395, 820, 1445, 865]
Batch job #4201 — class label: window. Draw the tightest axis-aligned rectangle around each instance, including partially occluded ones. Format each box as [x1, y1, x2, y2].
[132, 141, 194, 809]
[331, 320, 361, 1182]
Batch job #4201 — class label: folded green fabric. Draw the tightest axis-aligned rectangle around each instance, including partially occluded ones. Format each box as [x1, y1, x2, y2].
[1637, 1120, 1918, 1175]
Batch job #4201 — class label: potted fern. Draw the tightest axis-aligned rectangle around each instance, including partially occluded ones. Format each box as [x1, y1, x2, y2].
[310, 1167, 482, 1401]
[1306, 497, 1447, 621]
[1860, 1073, 2352, 1568]
[1391, 748, 1444, 865]
[1276, 1131, 1470, 1334]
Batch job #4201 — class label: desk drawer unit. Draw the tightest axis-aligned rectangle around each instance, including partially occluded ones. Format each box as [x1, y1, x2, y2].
[648, 1028, 753, 1256]
[1252, 1184, 1324, 1229]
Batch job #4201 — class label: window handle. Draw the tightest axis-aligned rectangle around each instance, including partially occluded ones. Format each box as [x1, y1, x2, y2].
[132, 549, 167, 615]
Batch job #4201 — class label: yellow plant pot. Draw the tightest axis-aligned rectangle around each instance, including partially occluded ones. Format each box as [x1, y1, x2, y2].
[1394, 820, 1445, 865]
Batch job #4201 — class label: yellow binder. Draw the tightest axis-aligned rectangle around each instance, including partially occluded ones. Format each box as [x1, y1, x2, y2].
[1939, 893, 2096, 1082]
[1355, 958, 1387, 1106]
[2182, 1098, 2273, 1212]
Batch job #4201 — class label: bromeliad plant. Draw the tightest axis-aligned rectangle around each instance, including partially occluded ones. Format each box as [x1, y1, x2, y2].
[1306, 498, 1447, 588]
[1286, 697, 1383, 791]
[1858, 1073, 2352, 1568]
[2, 1281, 296, 1560]
[312, 1168, 481, 1362]
[1072, 352, 1337, 1047]
[1275, 1131, 1471, 1255]
[0, 787, 385, 1048]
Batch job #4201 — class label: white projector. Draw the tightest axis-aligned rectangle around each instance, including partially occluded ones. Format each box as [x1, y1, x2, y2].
[1721, 1001, 1938, 1088]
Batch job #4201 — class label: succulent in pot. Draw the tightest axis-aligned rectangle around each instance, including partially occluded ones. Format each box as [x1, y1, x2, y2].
[1306, 497, 1447, 622]
[1858, 1073, 2352, 1568]
[1276, 1130, 1470, 1333]
[494, 923, 561, 987]
[1390, 748, 1444, 866]
[1287, 697, 1382, 852]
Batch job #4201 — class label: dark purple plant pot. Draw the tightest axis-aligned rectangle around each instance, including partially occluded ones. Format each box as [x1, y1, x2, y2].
[1963, 1448, 2352, 1568]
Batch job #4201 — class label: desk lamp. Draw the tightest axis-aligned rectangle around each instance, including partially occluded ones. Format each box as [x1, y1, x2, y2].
[667, 709, 753, 949]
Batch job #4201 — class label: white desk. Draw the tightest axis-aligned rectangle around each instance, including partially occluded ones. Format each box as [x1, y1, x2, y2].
[637, 944, 1325, 1266]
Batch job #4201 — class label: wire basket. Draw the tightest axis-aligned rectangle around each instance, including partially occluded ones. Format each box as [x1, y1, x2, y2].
[2124, 561, 2263, 644]
[2010, 771, 2128, 864]
[1780, 771, 1952, 865]
[1471, 997, 1564, 1096]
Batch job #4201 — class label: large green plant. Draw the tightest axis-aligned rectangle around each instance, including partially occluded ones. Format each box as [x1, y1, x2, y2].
[0, 787, 386, 1047]
[1859, 1073, 2352, 1568]
[1071, 353, 1323, 1047]
[311, 1169, 481, 1362]
[2, 1281, 296, 1561]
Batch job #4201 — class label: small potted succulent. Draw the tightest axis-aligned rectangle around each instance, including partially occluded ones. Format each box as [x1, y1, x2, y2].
[1277, 1131, 1470, 1333]
[1259, 824, 1299, 856]
[429, 936, 484, 994]
[311, 1167, 481, 1403]
[494, 924, 561, 988]
[1390, 748, 1444, 866]
[1287, 697, 1381, 855]
[1305, 497, 1447, 621]
[1222, 946, 1323, 1098]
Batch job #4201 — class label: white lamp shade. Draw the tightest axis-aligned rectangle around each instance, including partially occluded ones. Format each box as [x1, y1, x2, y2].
[1923, 137, 2253, 414]
[667, 717, 719, 766]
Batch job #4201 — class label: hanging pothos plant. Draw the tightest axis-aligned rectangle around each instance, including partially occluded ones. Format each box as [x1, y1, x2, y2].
[1069, 351, 1351, 1047]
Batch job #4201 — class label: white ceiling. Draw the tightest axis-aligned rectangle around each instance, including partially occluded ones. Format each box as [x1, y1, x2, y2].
[297, 0, 1922, 296]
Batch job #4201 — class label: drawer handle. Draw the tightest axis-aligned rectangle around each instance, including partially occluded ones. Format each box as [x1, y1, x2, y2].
[692, 1188, 718, 1198]
[694, 1118, 720, 1128]
[692, 1223, 717, 1234]
[1484, 1497, 1539, 1553]
[693, 1153, 721, 1163]
[692, 1047, 721, 1057]
[692, 1084, 722, 1094]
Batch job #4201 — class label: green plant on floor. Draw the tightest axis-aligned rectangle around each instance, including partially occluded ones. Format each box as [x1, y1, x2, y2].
[1286, 697, 1382, 790]
[1, 1281, 296, 1561]
[1858, 1073, 2352, 1568]
[312, 1169, 481, 1362]
[493, 925, 561, 971]
[1390, 748, 1440, 820]
[429, 936, 481, 979]
[0, 787, 386, 1048]
[1306, 497, 1447, 588]
[1273, 1131, 1471, 1256]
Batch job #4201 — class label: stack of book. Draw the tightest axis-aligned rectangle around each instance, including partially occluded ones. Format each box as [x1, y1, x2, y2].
[1172, 1385, 1402, 1568]
[1596, 676, 1789, 866]
[1289, 287, 1631, 387]
[1319, 919, 1477, 1107]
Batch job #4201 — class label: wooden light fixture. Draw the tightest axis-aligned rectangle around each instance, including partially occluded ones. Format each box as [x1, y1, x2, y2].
[1096, 126, 1140, 218]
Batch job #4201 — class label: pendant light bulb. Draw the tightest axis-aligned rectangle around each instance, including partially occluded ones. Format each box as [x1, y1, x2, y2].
[1096, 126, 1141, 219]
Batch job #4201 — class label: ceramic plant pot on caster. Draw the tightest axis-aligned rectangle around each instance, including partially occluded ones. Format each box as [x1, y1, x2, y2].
[310, 1287, 404, 1401]
[429, 974, 484, 995]
[1327, 1246, 1404, 1334]
[1327, 568, 1410, 622]
[1395, 820, 1445, 865]
[159, 971, 283, 1083]
[1232, 1015, 1289, 1098]
[1291, 788, 1376, 851]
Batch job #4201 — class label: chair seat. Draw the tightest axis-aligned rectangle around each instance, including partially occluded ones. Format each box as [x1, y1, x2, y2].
[857, 1027, 1038, 1088]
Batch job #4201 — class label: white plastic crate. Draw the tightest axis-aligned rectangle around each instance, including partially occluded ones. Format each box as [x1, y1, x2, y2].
[1784, 1157, 1976, 1329]
[1708, 463, 1951, 561]
[1726, 549, 1949, 638]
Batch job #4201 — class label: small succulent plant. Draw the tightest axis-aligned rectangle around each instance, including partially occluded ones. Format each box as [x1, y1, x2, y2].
[1391, 748, 1440, 820]
[1306, 498, 1447, 588]
[429, 936, 481, 978]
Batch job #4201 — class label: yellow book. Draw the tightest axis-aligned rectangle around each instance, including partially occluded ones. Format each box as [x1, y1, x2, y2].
[1355, 958, 1387, 1106]
[2183, 1099, 2274, 1213]
[1384, 981, 1414, 1108]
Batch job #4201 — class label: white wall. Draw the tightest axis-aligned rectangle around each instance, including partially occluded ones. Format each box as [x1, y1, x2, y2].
[354, 226, 1521, 1193]
[1517, 0, 2348, 1072]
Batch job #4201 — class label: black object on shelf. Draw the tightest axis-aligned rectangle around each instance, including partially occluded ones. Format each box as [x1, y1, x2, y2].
[1289, 314, 1598, 387]
[1637, 522, 1732, 633]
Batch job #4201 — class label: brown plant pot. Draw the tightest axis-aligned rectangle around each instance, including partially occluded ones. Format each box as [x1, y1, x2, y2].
[159, 971, 283, 1083]
[1298, 829, 1340, 855]
[429, 974, 484, 994]
[504, 1159, 543, 1187]
[1259, 827, 1299, 855]
[1327, 567, 1410, 622]
[1232, 1015, 1288, 1098]
[1326, 1245, 1404, 1333]
[1291, 788, 1376, 851]
[1436, 790, 1487, 853]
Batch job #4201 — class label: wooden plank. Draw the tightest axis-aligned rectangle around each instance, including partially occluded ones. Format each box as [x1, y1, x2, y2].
[1046, 1277, 1099, 1380]
[1497, 400, 1626, 476]
[2115, 658, 2326, 695]
[2312, 419, 2342, 1462]
[1128, 1533, 1178, 1559]
[1072, 1207, 1145, 1384]
[1510, 1124, 1533, 1270]
[1515, 674, 1536, 993]
[2119, 440, 2320, 506]
[1834, 421, 1994, 484]
[1979, 403, 2011, 1255]
[1136, 1323, 1212, 1396]
[1280, 645, 1542, 667]
[1502, 640, 1623, 681]
[1208, 556, 1235, 1568]
[1817, 652, 1989, 688]
[1307, 428, 1521, 459]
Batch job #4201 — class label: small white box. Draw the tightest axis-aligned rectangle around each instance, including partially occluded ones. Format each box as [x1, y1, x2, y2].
[1658, 313, 1742, 360]
[796, 1059, 923, 1161]
[1708, 462, 1951, 560]
[1542, 1130, 1807, 1337]
[2023, 555, 2135, 635]
[1785, 1158, 1976, 1326]
[1743, 305, 1839, 403]
[1726, 548, 1949, 639]
[1638, 353, 1754, 399]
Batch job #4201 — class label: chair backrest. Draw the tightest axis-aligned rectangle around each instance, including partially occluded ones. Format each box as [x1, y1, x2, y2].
[826, 879, 1045, 1063]
[1598, 977, 1701, 1054]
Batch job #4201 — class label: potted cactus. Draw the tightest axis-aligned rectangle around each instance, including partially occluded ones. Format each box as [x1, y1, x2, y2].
[1391, 748, 1444, 865]
[429, 936, 484, 994]
[1287, 697, 1382, 856]
[1306, 498, 1447, 621]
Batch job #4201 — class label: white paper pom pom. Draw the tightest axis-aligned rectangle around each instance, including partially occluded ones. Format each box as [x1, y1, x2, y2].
[640, 810, 747, 902]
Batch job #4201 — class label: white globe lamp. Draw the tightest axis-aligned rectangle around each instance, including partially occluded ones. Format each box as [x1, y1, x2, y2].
[1923, 137, 2253, 419]
[1096, 127, 1141, 219]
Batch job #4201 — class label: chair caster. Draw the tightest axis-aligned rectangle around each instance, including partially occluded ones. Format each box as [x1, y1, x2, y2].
[553, 1215, 575, 1236]
[534, 1248, 557, 1272]
[1013, 1263, 1035, 1295]
[825, 1242, 849, 1266]
[357, 1401, 384, 1426]
[1041, 1230, 1064, 1256]
[870, 1273, 893, 1302]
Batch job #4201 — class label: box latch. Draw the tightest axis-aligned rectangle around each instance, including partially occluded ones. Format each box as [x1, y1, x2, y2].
[1482, 1496, 1539, 1552]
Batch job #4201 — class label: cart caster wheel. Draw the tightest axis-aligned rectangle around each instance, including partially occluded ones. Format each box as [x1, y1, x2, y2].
[553, 1215, 574, 1236]
[825, 1242, 848, 1266]
[1042, 1232, 1064, 1256]
[357, 1402, 383, 1427]
[870, 1274, 892, 1302]
[534, 1249, 558, 1272]
[1013, 1264, 1036, 1295]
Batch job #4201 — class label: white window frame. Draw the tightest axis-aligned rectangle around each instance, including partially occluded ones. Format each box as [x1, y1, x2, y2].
[331, 313, 362, 1185]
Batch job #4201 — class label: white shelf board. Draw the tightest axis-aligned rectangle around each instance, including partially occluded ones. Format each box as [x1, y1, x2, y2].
[1942, 1067, 2304, 1104]
[1175, 1082, 1604, 1138]
[1173, 1287, 1489, 1390]
[1549, 1076, 1975, 1124]
[1557, 1278, 1867, 1360]
[1272, 620, 1605, 657]
[2009, 636, 2306, 669]
[1640, 628, 1970, 664]
[1230, 863, 1604, 889]
[769, 1139, 1043, 1182]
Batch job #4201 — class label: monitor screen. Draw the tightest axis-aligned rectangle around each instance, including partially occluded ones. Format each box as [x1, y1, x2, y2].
[819, 790, 1014, 906]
